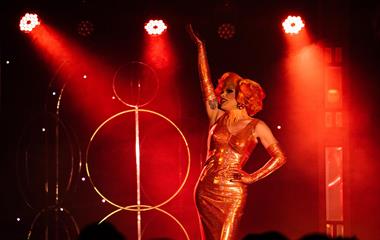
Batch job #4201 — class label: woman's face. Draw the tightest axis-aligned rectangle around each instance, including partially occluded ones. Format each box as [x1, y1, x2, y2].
[219, 82, 238, 111]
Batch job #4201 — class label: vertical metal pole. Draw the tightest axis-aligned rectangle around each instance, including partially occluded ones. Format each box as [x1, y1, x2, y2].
[134, 106, 142, 240]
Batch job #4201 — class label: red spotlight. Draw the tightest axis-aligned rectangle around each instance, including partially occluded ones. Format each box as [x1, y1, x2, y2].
[282, 15, 305, 35]
[19, 13, 41, 33]
[144, 19, 167, 35]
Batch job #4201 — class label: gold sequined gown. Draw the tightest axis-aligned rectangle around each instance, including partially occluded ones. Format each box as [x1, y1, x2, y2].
[195, 113, 259, 240]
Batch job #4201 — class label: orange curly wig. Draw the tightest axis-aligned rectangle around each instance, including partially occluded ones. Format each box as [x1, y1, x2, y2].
[214, 72, 265, 116]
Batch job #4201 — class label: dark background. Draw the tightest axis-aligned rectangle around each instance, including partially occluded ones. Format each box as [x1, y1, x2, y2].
[1, 0, 380, 239]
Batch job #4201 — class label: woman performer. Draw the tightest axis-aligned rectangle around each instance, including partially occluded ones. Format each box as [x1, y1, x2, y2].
[188, 25, 287, 240]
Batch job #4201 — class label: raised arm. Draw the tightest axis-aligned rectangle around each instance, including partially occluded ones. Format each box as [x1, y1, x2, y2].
[187, 24, 223, 125]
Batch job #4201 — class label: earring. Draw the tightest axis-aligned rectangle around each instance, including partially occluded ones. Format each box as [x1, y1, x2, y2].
[237, 103, 245, 109]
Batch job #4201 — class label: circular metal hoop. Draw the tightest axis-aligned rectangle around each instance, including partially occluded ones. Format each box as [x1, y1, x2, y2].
[112, 61, 159, 108]
[98, 206, 190, 240]
[85, 109, 190, 211]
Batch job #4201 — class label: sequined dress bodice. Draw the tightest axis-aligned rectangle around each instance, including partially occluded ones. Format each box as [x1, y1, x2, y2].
[200, 114, 258, 183]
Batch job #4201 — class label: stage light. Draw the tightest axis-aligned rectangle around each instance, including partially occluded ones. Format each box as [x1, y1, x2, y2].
[144, 19, 167, 35]
[77, 20, 94, 37]
[6, 60, 10, 64]
[52, 91, 56, 96]
[16, 217, 21, 222]
[282, 16, 305, 34]
[82, 74, 87, 79]
[217, 23, 236, 40]
[19, 13, 40, 33]
[41, 128, 46, 132]
[277, 125, 282, 130]
[81, 177, 86, 181]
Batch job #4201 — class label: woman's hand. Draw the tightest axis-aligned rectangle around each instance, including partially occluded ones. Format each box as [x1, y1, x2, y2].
[229, 170, 257, 184]
[187, 24, 204, 46]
